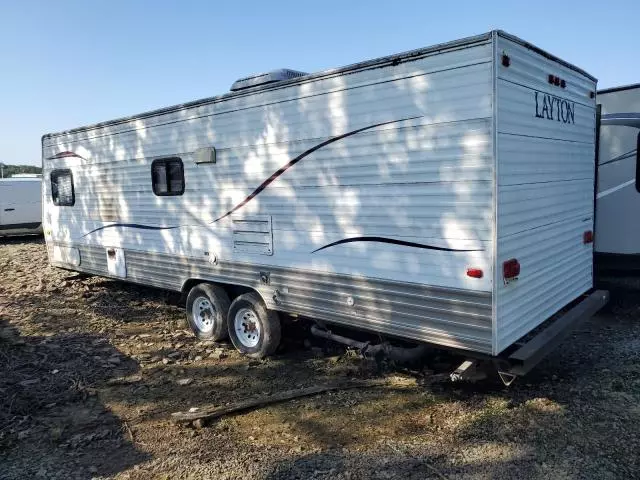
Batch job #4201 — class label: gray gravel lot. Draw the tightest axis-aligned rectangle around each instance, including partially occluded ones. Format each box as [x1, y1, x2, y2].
[1, 238, 638, 479]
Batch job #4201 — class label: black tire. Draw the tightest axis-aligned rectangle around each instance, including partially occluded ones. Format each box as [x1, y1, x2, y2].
[227, 292, 281, 359]
[185, 283, 230, 341]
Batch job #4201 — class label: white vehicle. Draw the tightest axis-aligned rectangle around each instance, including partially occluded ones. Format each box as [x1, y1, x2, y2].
[10, 173, 42, 178]
[42, 31, 606, 379]
[595, 83, 640, 271]
[0, 177, 43, 237]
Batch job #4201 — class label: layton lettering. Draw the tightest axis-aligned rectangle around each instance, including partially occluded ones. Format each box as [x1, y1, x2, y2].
[535, 91, 575, 124]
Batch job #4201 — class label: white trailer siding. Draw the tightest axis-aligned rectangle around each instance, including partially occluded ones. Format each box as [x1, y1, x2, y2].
[494, 35, 597, 353]
[44, 36, 496, 353]
[42, 31, 597, 357]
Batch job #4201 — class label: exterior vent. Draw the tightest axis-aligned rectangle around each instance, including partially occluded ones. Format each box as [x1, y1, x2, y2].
[232, 215, 273, 255]
[230, 69, 308, 91]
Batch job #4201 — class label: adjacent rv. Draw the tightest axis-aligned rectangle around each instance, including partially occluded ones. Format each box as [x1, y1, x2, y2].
[595, 83, 640, 270]
[42, 31, 606, 377]
[0, 176, 43, 237]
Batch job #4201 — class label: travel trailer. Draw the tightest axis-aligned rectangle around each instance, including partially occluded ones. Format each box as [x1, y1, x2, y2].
[0, 176, 43, 237]
[42, 31, 606, 380]
[595, 83, 640, 271]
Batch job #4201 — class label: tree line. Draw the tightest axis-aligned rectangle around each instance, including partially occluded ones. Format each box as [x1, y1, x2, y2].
[0, 164, 42, 178]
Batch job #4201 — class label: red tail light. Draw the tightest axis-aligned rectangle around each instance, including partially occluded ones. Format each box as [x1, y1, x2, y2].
[583, 230, 594, 244]
[466, 268, 483, 279]
[503, 258, 520, 280]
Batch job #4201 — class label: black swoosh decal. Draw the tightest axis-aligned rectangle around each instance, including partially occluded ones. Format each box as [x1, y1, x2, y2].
[82, 223, 180, 238]
[213, 115, 422, 222]
[599, 148, 637, 167]
[81, 116, 422, 238]
[311, 236, 483, 253]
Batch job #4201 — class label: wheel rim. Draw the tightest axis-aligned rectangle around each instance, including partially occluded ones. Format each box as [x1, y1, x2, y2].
[192, 296, 215, 333]
[234, 307, 261, 348]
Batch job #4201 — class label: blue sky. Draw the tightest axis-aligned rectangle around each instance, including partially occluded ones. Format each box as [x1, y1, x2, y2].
[1, 0, 638, 166]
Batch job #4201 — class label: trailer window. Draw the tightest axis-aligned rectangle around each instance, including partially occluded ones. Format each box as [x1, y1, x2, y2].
[50, 169, 75, 206]
[152, 158, 184, 196]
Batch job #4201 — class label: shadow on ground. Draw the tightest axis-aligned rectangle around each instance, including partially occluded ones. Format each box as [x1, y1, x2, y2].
[0, 318, 151, 479]
[1, 238, 639, 479]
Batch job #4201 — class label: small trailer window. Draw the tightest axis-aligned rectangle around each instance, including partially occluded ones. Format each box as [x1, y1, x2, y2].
[50, 169, 75, 206]
[152, 158, 184, 196]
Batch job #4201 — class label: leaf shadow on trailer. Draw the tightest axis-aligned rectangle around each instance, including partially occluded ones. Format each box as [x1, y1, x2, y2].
[37, 60, 639, 477]
[0, 316, 151, 478]
[45, 61, 492, 328]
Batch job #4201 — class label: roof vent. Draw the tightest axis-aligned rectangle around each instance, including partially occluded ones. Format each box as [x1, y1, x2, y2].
[230, 69, 308, 91]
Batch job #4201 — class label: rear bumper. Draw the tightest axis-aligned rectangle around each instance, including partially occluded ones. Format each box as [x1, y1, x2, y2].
[503, 289, 609, 376]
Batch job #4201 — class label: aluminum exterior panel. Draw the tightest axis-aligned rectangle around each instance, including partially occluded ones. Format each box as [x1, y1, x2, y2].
[498, 179, 594, 237]
[43, 61, 494, 161]
[43, 37, 495, 354]
[43, 46, 495, 293]
[494, 36, 596, 354]
[498, 134, 594, 185]
[497, 81, 595, 143]
[43, 34, 493, 140]
[496, 219, 593, 350]
[497, 34, 595, 102]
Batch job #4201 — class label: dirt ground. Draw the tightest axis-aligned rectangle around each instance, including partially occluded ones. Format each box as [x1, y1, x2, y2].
[0, 237, 638, 480]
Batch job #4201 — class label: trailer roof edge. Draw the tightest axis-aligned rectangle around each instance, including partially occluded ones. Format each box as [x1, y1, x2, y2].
[598, 83, 640, 95]
[43, 30, 596, 139]
[495, 30, 597, 83]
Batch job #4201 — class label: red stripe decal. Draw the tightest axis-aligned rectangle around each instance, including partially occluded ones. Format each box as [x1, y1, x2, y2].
[47, 151, 86, 160]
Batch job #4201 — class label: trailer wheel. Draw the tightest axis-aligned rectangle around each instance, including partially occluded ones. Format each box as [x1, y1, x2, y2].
[185, 283, 230, 341]
[227, 292, 281, 359]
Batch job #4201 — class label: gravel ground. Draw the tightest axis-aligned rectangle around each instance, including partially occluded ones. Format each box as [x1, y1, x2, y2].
[0, 237, 638, 480]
